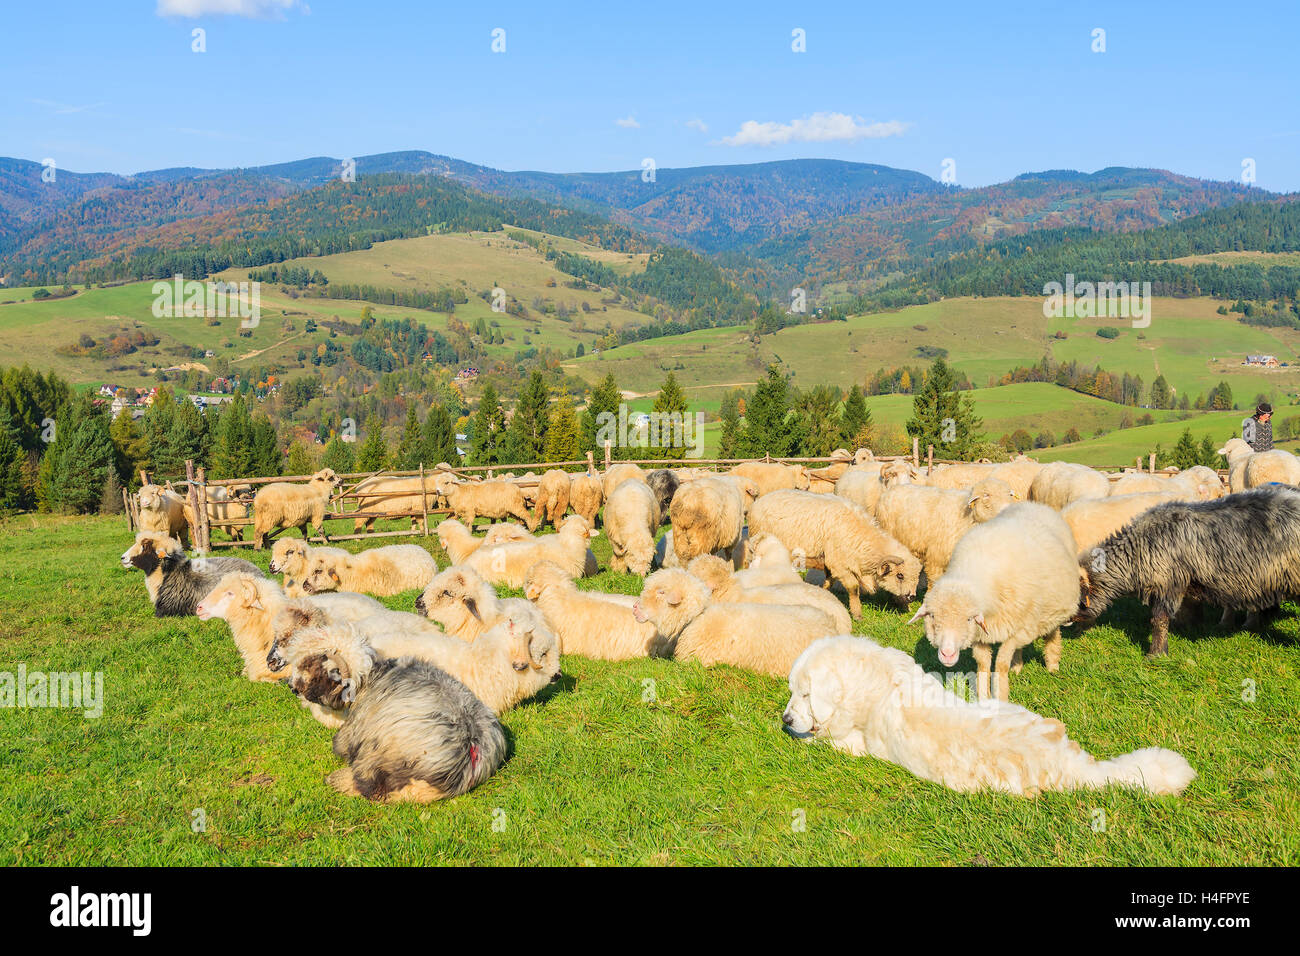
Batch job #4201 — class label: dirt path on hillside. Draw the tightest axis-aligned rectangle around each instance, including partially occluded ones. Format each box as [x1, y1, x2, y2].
[238, 330, 306, 362]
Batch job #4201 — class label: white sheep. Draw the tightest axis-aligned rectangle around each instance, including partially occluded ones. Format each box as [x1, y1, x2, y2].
[533, 469, 572, 530]
[524, 561, 672, 659]
[435, 518, 533, 565]
[1109, 468, 1223, 500]
[298, 544, 438, 596]
[747, 489, 921, 617]
[1217, 437, 1300, 491]
[729, 461, 811, 495]
[669, 474, 758, 565]
[632, 569, 840, 678]
[569, 471, 604, 527]
[137, 483, 191, 547]
[1027, 461, 1110, 510]
[252, 468, 340, 549]
[461, 515, 597, 588]
[834, 469, 885, 515]
[268, 538, 349, 596]
[415, 565, 547, 642]
[908, 502, 1079, 700]
[604, 479, 660, 575]
[601, 463, 646, 501]
[440, 476, 539, 531]
[874, 477, 1018, 584]
[182, 484, 248, 542]
[1061, 490, 1183, 557]
[687, 554, 852, 634]
[349, 473, 441, 533]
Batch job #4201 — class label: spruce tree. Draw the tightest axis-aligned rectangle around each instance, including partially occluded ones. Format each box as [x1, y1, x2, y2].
[718, 391, 742, 459]
[906, 358, 984, 460]
[471, 384, 507, 466]
[320, 435, 356, 474]
[1171, 428, 1200, 469]
[355, 415, 390, 472]
[110, 408, 149, 488]
[739, 366, 795, 458]
[99, 469, 125, 515]
[582, 373, 622, 459]
[394, 404, 423, 469]
[543, 395, 581, 462]
[250, 413, 281, 476]
[40, 399, 115, 513]
[651, 372, 689, 460]
[0, 406, 27, 512]
[285, 441, 315, 476]
[211, 392, 253, 479]
[840, 385, 872, 451]
[506, 371, 550, 464]
[421, 403, 460, 465]
[796, 385, 841, 457]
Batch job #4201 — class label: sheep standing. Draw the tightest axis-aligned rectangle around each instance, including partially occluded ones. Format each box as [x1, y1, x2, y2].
[441, 476, 539, 531]
[874, 477, 1018, 584]
[183, 484, 248, 543]
[524, 561, 671, 659]
[349, 473, 442, 533]
[435, 518, 532, 565]
[834, 469, 885, 515]
[747, 489, 921, 617]
[1217, 437, 1300, 491]
[1061, 491, 1183, 558]
[604, 479, 660, 575]
[1109, 468, 1224, 500]
[601, 463, 646, 501]
[569, 472, 604, 527]
[632, 569, 840, 678]
[669, 474, 757, 566]
[729, 461, 811, 496]
[252, 468, 340, 549]
[121, 531, 262, 617]
[298, 543, 438, 596]
[533, 469, 572, 530]
[909, 503, 1079, 700]
[1028, 461, 1110, 510]
[1076, 485, 1300, 656]
[137, 484, 191, 547]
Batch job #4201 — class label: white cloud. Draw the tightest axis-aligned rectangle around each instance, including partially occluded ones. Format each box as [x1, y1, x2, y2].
[615, 115, 640, 129]
[686, 118, 708, 133]
[156, 0, 308, 18]
[30, 98, 106, 115]
[718, 112, 908, 147]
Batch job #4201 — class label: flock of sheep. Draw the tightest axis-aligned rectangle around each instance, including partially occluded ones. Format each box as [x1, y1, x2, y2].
[119, 436, 1300, 802]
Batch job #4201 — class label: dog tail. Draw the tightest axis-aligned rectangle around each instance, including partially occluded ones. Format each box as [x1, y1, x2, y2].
[1086, 747, 1196, 796]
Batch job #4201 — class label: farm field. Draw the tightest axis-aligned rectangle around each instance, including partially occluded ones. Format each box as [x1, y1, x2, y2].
[1, 513, 1296, 866]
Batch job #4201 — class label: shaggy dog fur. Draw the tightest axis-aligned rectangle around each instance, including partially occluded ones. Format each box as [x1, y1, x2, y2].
[1075, 485, 1300, 656]
[121, 532, 262, 617]
[783, 636, 1196, 796]
[252, 468, 340, 549]
[645, 469, 680, 520]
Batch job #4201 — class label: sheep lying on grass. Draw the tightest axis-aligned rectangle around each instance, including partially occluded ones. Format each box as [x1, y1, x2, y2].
[459, 515, 597, 588]
[1076, 485, 1300, 656]
[729, 461, 810, 496]
[1061, 491, 1183, 558]
[1028, 461, 1110, 510]
[252, 468, 340, 549]
[569, 472, 604, 526]
[435, 518, 531, 566]
[121, 531, 263, 617]
[734, 532, 804, 587]
[195, 572, 385, 682]
[297, 544, 438, 597]
[784, 636, 1195, 796]
[1217, 437, 1300, 492]
[269, 538, 348, 597]
[415, 565, 545, 642]
[441, 476, 539, 531]
[748, 490, 921, 617]
[909, 503, 1079, 700]
[632, 569, 840, 678]
[874, 478, 1018, 585]
[687, 554, 852, 634]
[605, 479, 660, 575]
[137, 484, 191, 548]
[533, 469, 572, 530]
[669, 474, 758, 566]
[525, 561, 672, 659]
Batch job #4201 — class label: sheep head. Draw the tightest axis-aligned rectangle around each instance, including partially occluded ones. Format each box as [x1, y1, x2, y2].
[908, 579, 988, 667]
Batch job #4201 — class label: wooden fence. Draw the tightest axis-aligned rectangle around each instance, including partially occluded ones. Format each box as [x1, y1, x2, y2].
[124, 437, 1225, 552]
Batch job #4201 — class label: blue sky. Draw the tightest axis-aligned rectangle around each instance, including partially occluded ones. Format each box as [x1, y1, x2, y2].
[2, 0, 1297, 190]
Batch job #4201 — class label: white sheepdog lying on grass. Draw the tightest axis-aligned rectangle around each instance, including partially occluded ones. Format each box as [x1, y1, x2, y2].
[783, 636, 1196, 797]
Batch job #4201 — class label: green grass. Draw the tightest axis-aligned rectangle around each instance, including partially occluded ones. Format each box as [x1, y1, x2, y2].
[1, 512, 1296, 865]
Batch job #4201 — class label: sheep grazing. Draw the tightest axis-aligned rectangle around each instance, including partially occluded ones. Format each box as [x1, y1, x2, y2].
[1076, 485, 1300, 657]
[1061, 491, 1183, 558]
[442, 476, 539, 531]
[1217, 437, 1300, 492]
[137, 484, 191, 548]
[349, 473, 443, 533]
[605, 479, 660, 575]
[645, 469, 680, 520]
[326, 656, 507, 804]
[834, 469, 885, 515]
[569, 472, 604, 527]
[415, 565, 545, 642]
[669, 474, 758, 566]
[121, 531, 263, 617]
[874, 477, 1018, 585]
[524, 560, 672, 659]
[196, 572, 387, 682]
[909, 503, 1079, 701]
[632, 569, 840, 678]
[687, 554, 852, 634]
[461, 515, 597, 588]
[1028, 461, 1110, 510]
[182, 484, 249, 543]
[269, 538, 349, 596]
[252, 468, 340, 549]
[601, 462, 646, 500]
[435, 518, 533, 565]
[729, 461, 811, 496]
[298, 544, 438, 597]
[747, 490, 921, 617]
[533, 469, 572, 530]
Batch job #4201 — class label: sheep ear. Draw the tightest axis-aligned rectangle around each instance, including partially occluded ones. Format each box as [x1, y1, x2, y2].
[241, 580, 264, 610]
[974, 613, 989, 634]
[328, 568, 341, 584]
[663, 588, 683, 607]
[879, 554, 907, 574]
[809, 668, 842, 725]
[905, 604, 927, 625]
[463, 596, 481, 621]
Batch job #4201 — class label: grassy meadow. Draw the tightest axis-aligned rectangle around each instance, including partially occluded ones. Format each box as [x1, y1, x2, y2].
[1, 512, 1296, 866]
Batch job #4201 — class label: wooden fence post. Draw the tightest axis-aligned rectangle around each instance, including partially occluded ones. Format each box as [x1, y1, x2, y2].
[1149, 453, 1156, 473]
[196, 466, 211, 553]
[603, 440, 612, 469]
[419, 463, 430, 537]
[912, 437, 920, 467]
[122, 488, 134, 531]
[586, 451, 595, 475]
[140, 469, 149, 487]
[927, 444, 934, 476]
[184, 461, 203, 553]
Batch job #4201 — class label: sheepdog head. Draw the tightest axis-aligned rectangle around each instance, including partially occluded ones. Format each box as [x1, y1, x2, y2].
[907, 578, 987, 667]
[300, 558, 343, 595]
[1073, 562, 1099, 624]
[966, 477, 1018, 523]
[782, 637, 857, 740]
[121, 531, 184, 572]
[632, 569, 709, 634]
[415, 566, 492, 624]
[685, 554, 733, 594]
[871, 550, 922, 605]
[523, 560, 570, 602]
[269, 538, 309, 575]
[281, 621, 375, 709]
[266, 601, 329, 672]
[645, 469, 681, 515]
[195, 572, 267, 622]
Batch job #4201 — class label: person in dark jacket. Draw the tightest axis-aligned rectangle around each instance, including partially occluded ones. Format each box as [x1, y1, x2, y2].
[1245, 403, 1273, 452]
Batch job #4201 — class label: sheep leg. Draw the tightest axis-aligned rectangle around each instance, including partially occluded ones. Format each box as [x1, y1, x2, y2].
[1148, 609, 1170, 658]
[971, 642, 993, 700]
[1042, 629, 1062, 673]
[992, 639, 1021, 701]
[1218, 607, 1235, 629]
[841, 572, 862, 619]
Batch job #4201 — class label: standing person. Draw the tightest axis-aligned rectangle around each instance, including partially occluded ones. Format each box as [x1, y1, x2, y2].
[1245, 402, 1273, 452]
